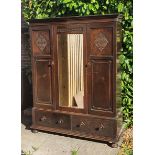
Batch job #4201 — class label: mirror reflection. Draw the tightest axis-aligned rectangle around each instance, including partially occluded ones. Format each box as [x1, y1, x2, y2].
[57, 33, 84, 108]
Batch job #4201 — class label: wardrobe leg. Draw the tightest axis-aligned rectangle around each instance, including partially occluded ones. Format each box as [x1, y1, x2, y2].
[31, 129, 38, 133]
[111, 142, 118, 148]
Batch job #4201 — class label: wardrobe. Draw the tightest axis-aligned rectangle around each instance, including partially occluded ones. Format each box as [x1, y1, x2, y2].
[29, 14, 122, 147]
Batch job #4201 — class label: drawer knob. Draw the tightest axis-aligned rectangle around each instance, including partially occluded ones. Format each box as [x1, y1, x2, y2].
[85, 61, 91, 68]
[56, 119, 64, 124]
[48, 61, 54, 67]
[100, 124, 105, 129]
[40, 116, 47, 122]
[76, 121, 85, 127]
[95, 123, 105, 131]
[48, 64, 52, 67]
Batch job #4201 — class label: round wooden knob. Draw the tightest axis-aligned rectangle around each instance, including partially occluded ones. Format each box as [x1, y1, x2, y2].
[59, 119, 63, 124]
[56, 119, 64, 124]
[85, 61, 91, 68]
[95, 124, 105, 131]
[40, 116, 47, 122]
[48, 64, 52, 67]
[76, 121, 85, 127]
[100, 124, 105, 129]
[52, 61, 54, 65]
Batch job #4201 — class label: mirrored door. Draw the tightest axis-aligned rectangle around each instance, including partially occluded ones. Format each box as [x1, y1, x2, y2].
[56, 25, 85, 110]
[57, 33, 84, 109]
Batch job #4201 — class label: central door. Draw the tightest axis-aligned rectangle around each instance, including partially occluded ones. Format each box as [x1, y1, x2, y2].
[54, 24, 87, 113]
[58, 33, 84, 108]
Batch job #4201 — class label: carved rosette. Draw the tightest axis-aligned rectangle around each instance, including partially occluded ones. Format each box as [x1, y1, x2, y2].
[94, 32, 108, 52]
[36, 34, 47, 52]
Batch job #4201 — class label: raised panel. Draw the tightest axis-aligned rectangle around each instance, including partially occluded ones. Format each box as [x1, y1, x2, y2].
[51, 113, 71, 130]
[72, 115, 116, 138]
[72, 116, 90, 133]
[34, 59, 52, 104]
[32, 30, 51, 55]
[35, 110, 52, 127]
[34, 110, 71, 130]
[89, 60, 113, 114]
[89, 25, 113, 56]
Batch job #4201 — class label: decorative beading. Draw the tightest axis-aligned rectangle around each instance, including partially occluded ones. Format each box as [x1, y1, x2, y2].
[94, 32, 108, 52]
[36, 34, 47, 52]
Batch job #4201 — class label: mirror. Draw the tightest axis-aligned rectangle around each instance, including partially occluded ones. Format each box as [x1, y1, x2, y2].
[57, 33, 84, 109]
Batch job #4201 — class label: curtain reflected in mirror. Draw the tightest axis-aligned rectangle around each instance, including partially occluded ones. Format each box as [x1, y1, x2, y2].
[57, 33, 84, 108]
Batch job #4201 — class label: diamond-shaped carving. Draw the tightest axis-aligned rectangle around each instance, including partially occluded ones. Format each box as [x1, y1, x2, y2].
[94, 32, 108, 52]
[36, 34, 47, 52]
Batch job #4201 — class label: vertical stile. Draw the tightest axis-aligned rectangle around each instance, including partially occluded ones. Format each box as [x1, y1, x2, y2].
[75, 34, 78, 94]
[81, 34, 83, 91]
[78, 34, 81, 92]
[67, 34, 70, 106]
[72, 34, 74, 105]
[74, 34, 76, 102]
[69, 34, 73, 106]
[74, 34, 76, 100]
[77, 34, 79, 93]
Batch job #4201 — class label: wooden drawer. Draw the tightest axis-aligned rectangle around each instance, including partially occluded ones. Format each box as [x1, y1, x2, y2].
[51, 113, 71, 130]
[72, 116, 116, 138]
[35, 110, 52, 127]
[34, 110, 71, 130]
[72, 116, 90, 133]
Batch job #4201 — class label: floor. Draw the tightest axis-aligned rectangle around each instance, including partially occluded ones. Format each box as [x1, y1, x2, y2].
[21, 112, 120, 155]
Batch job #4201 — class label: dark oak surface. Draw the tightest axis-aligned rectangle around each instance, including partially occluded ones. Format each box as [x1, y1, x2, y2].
[30, 15, 122, 146]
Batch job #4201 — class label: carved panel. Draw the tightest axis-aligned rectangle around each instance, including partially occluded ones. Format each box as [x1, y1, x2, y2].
[94, 32, 108, 52]
[89, 60, 113, 114]
[32, 30, 50, 55]
[36, 34, 47, 52]
[90, 27, 113, 56]
[34, 59, 52, 104]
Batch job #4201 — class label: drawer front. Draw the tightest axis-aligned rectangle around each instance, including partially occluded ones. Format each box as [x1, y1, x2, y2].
[72, 116, 90, 133]
[34, 110, 71, 130]
[72, 116, 116, 138]
[90, 118, 115, 138]
[51, 113, 71, 130]
[35, 110, 52, 127]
